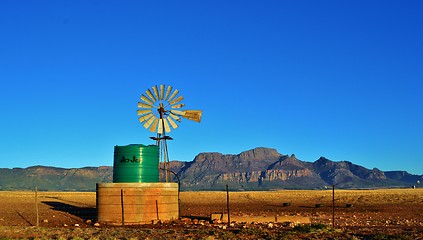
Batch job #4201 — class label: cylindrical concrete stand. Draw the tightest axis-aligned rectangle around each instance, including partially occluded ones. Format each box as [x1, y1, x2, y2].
[97, 182, 178, 225]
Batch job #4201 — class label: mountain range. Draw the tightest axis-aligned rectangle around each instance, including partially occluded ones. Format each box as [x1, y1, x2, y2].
[1, 147, 421, 191]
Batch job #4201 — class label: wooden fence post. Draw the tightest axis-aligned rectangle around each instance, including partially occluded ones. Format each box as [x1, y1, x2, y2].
[35, 186, 39, 227]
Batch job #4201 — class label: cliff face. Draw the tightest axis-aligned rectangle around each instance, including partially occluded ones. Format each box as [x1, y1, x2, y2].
[165, 148, 422, 190]
[1, 147, 422, 191]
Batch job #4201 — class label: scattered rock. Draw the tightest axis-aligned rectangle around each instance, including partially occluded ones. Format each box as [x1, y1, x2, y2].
[267, 222, 274, 228]
[152, 220, 161, 224]
[180, 218, 192, 224]
[74, 224, 80, 227]
[42, 219, 48, 223]
[86, 219, 92, 224]
[63, 224, 68, 227]
[94, 223, 100, 227]
[281, 221, 294, 227]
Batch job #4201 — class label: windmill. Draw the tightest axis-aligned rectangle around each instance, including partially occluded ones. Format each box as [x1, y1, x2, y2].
[137, 84, 202, 182]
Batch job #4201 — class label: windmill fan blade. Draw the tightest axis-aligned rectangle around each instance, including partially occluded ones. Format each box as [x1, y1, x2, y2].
[150, 118, 159, 132]
[140, 95, 154, 105]
[183, 110, 202, 122]
[169, 112, 181, 122]
[138, 113, 154, 123]
[137, 109, 152, 116]
[163, 118, 171, 133]
[171, 103, 185, 109]
[169, 95, 184, 105]
[158, 119, 164, 134]
[170, 110, 185, 116]
[166, 116, 179, 129]
[138, 102, 153, 108]
[146, 89, 156, 102]
[164, 85, 172, 100]
[168, 89, 179, 102]
[159, 84, 165, 100]
[143, 116, 156, 129]
[152, 85, 159, 100]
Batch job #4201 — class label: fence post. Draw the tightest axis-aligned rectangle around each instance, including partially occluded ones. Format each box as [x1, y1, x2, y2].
[226, 184, 230, 226]
[35, 186, 39, 227]
[332, 184, 335, 228]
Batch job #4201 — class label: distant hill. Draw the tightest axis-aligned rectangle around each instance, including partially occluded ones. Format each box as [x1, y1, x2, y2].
[0, 166, 112, 191]
[1, 147, 422, 191]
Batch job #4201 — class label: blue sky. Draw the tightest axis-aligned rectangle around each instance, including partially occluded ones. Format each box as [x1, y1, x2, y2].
[1, 1, 422, 174]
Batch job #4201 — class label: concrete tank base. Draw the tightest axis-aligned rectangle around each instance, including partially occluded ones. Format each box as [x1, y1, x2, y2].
[96, 182, 179, 225]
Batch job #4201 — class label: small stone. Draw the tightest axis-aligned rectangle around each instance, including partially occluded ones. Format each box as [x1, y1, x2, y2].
[181, 218, 192, 224]
[267, 222, 274, 229]
[94, 223, 100, 227]
[282, 221, 294, 227]
[151, 220, 161, 224]
[42, 219, 48, 223]
[86, 219, 92, 224]
[230, 223, 235, 227]
[222, 225, 227, 230]
[63, 224, 68, 227]
[74, 224, 80, 227]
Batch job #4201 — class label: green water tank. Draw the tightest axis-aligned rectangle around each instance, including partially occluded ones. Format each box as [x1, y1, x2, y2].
[113, 144, 159, 183]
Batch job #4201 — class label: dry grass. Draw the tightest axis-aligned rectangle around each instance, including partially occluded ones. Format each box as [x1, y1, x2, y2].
[0, 189, 422, 239]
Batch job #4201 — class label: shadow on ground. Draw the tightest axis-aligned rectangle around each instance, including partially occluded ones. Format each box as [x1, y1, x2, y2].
[42, 201, 97, 221]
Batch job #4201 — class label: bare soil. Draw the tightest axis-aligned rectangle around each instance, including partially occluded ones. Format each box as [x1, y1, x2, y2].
[0, 189, 422, 239]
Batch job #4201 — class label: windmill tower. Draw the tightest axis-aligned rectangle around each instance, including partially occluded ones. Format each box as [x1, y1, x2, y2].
[137, 84, 202, 182]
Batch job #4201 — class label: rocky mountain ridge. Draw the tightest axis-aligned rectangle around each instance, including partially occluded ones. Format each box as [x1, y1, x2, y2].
[0, 147, 421, 191]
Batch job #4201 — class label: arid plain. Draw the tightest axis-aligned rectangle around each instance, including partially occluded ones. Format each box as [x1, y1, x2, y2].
[0, 189, 422, 239]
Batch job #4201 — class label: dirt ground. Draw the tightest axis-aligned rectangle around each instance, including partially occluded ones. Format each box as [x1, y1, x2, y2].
[0, 189, 422, 239]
